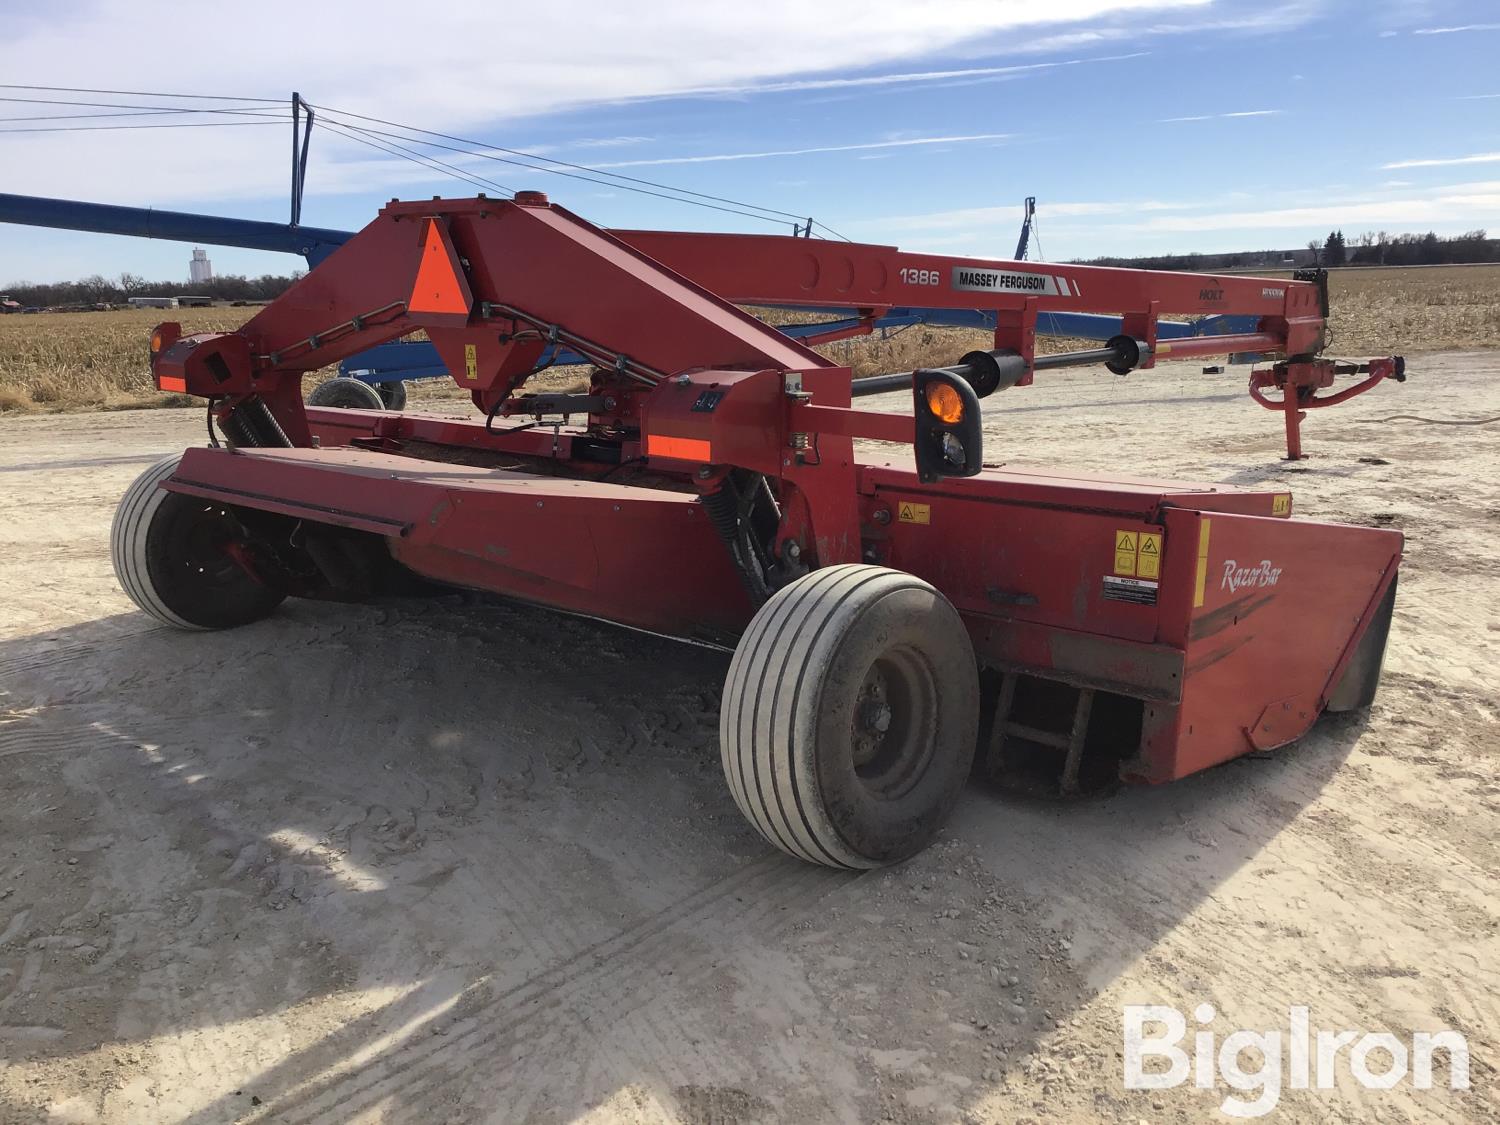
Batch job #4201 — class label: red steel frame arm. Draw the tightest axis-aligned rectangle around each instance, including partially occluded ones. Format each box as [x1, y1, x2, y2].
[152, 194, 846, 439]
[151, 192, 1381, 471]
[223, 198, 832, 382]
[611, 230, 1326, 356]
[157, 194, 1329, 418]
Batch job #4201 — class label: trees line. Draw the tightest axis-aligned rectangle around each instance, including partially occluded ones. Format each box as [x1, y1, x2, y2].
[1077, 229, 1496, 272]
[1, 271, 304, 309]
[1312, 229, 1495, 267]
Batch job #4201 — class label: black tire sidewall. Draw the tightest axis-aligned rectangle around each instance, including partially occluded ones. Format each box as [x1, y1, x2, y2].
[811, 584, 978, 864]
[144, 493, 285, 628]
[307, 378, 384, 410]
[376, 380, 408, 410]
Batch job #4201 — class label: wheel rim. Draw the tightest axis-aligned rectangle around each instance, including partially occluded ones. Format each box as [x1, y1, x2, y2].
[172, 505, 256, 594]
[849, 646, 938, 800]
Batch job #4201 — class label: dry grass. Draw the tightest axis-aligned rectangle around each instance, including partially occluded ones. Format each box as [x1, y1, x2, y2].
[1325, 266, 1500, 354]
[0, 307, 253, 413]
[4, 265, 1498, 413]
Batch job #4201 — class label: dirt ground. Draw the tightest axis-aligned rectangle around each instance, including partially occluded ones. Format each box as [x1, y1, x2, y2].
[0, 354, 1496, 1124]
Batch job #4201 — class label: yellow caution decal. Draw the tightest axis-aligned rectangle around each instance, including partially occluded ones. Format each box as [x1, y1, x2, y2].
[898, 502, 931, 525]
[1137, 532, 1162, 579]
[464, 343, 478, 382]
[1271, 493, 1291, 516]
[1113, 529, 1163, 580]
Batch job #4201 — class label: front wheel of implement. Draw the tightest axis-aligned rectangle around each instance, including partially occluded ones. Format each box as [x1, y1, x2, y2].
[306, 376, 384, 410]
[721, 564, 979, 868]
[111, 455, 286, 630]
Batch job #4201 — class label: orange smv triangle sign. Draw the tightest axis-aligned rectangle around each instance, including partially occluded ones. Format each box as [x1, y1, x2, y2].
[408, 219, 471, 316]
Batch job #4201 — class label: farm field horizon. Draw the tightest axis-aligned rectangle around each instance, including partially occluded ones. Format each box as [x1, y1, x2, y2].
[3, 263, 1499, 414]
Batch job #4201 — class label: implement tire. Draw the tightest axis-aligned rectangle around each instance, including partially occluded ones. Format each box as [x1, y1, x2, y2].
[306, 377, 384, 410]
[111, 455, 285, 630]
[375, 379, 408, 410]
[721, 564, 979, 868]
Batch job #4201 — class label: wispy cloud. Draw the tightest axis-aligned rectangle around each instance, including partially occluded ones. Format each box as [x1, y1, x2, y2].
[593, 133, 1012, 168]
[0, 0, 1205, 209]
[1159, 109, 1282, 123]
[862, 197, 1202, 233]
[561, 135, 654, 149]
[971, 1, 1321, 56]
[1135, 184, 1500, 232]
[1412, 24, 1500, 35]
[855, 180, 1500, 245]
[656, 51, 1149, 98]
[1457, 93, 1500, 100]
[1381, 151, 1500, 170]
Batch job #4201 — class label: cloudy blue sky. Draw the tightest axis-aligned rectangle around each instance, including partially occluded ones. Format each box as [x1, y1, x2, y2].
[2, 0, 1498, 283]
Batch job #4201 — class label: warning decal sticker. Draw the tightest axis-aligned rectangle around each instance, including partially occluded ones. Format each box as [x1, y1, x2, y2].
[1137, 532, 1161, 579]
[464, 343, 478, 381]
[898, 502, 931, 525]
[1103, 575, 1158, 606]
[1114, 528, 1162, 579]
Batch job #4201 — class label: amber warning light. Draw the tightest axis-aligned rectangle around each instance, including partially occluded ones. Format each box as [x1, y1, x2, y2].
[150, 323, 186, 392]
[925, 381, 965, 424]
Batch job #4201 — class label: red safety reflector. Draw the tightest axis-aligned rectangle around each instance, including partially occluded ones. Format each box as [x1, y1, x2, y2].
[408, 219, 471, 315]
[157, 375, 187, 393]
[647, 434, 713, 462]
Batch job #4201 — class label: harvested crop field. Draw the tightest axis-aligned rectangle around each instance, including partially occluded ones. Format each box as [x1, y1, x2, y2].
[3, 264, 1499, 413]
[1, 346, 1496, 1123]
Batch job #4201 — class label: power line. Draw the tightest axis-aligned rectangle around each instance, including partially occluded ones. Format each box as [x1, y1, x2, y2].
[0, 94, 283, 117]
[319, 113, 801, 230]
[313, 102, 808, 219]
[0, 92, 284, 135]
[0, 83, 283, 103]
[0, 82, 851, 239]
[0, 105, 280, 124]
[0, 120, 284, 135]
[314, 119, 518, 197]
[311, 103, 825, 230]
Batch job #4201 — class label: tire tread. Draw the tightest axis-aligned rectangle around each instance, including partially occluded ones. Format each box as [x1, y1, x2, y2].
[110, 455, 201, 629]
[307, 377, 385, 410]
[722, 564, 949, 869]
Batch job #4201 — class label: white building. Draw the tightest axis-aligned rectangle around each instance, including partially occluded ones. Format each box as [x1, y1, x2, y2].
[189, 247, 213, 284]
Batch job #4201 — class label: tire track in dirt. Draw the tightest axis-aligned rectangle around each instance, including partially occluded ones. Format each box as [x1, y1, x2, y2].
[0, 627, 156, 682]
[0, 452, 174, 475]
[0, 721, 132, 762]
[254, 857, 858, 1124]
